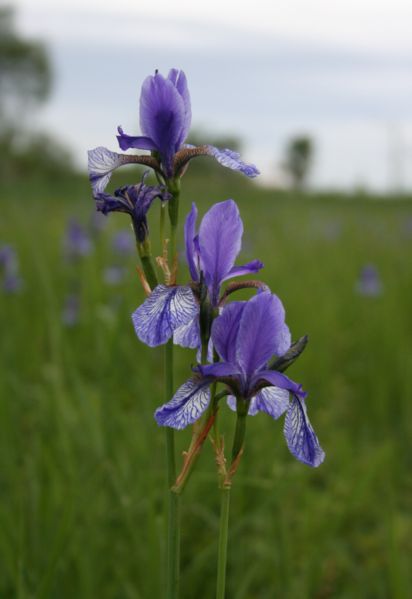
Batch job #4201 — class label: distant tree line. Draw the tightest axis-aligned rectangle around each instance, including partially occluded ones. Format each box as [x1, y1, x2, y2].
[0, 5, 73, 180]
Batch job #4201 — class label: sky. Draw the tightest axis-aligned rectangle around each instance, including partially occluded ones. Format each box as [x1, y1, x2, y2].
[13, 0, 412, 191]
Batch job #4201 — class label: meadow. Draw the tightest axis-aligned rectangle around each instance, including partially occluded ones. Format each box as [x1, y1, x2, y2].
[1, 168, 411, 598]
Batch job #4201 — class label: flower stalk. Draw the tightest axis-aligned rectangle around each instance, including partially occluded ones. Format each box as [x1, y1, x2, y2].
[165, 177, 181, 599]
[136, 239, 158, 290]
[216, 486, 231, 599]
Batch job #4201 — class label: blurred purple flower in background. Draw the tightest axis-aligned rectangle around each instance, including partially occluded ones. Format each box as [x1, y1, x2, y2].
[155, 292, 324, 467]
[63, 219, 92, 261]
[89, 211, 107, 237]
[355, 264, 383, 297]
[62, 293, 80, 326]
[0, 245, 23, 293]
[88, 69, 259, 197]
[112, 230, 135, 256]
[103, 265, 127, 286]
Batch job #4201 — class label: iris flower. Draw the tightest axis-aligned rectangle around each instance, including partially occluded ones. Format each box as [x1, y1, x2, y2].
[132, 199, 263, 348]
[63, 219, 92, 260]
[88, 69, 259, 199]
[154, 291, 325, 467]
[93, 171, 168, 243]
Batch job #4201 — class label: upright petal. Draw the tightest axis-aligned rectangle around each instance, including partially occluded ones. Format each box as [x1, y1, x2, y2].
[116, 126, 157, 151]
[236, 292, 279, 376]
[184, 203, 199, 281]
[198, 200, 243, 305]
[284, 395, 325, 467]
[88, 147, 137, 196]
[267, 293, 291, 357]
[132, 285, 198, 347]
[167, 69, 191, 147]
[211, 301, 246, 363]
[139, 72, 186, 173]
[205, 146, 260, 178]
[155, 378, 211, 429]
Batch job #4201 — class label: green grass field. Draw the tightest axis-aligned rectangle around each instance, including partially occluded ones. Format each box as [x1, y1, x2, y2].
[1, 169, 412, 598]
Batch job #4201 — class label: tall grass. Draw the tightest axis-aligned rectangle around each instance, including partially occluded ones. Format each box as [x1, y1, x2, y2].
[1, 171, 411, 598]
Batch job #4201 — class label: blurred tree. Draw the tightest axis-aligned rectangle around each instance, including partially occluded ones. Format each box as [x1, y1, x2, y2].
[0, 5, 51, 130]
[0, 5, 74, 180]
[283, 135, 314, 191]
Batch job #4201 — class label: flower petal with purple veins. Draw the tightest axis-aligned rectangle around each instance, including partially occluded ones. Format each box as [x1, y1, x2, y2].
[198, 200, 243, 305]
[212, 301, 246, 364]
[116, 126, 157, 152]
[227, 387, 289, 418]
[154, 378, 211, 429]
[236, 292, 280, 376]
[205, 146, 260, 178]
[88, 147, 136, 196]
[173, 314, 200, 349]
[253, 387, 290, 419]
[132, 284, 198, 347]
[284, 395, 325, 467]
[184, 203, 199, 281]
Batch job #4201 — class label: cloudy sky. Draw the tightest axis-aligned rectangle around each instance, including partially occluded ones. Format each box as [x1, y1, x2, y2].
[14, 0, 412, 190]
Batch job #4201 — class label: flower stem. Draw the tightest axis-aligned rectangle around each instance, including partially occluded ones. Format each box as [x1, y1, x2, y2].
[216, 487, 231, 599]
[136, 238, 158, 290]
[215, 399, 248, 599]
[167, 178, 180, 265]
[165, 339, 180, 599]
[164, 179, 181, 599]
[231, 401, 248, 463]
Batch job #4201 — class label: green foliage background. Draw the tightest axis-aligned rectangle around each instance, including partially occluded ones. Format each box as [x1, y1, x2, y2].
[1, 170, 412, 598]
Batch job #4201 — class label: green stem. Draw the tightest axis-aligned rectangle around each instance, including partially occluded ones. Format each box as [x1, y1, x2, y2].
[167, 178, 180, 263]
[216, 487, 231, 599]
[165, 340, 180, 599]
[164, 178, 181, 599]
[160, 202, 166, 248]
[231, 404, 248, 463]
[215, 399, 248, 599]
[136, 238, 158, 290]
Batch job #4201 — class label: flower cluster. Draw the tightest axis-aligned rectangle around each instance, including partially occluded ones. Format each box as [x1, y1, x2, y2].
[88, 68, 324, 470]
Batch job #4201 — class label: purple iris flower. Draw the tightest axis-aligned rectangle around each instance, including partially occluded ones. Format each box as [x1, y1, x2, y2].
[64, 219, 92, 260]
[88, 69, 259, 195]
[62, 293, 80, 327]
[132, 199, 263, 348]
[0, 245, 23, 293]
[112, 230, 135, 256]
[154, 292, 325, 467]
[355, 264, 383, 297]
[103, 265, 127, 286]
[94, 171, 168, 243]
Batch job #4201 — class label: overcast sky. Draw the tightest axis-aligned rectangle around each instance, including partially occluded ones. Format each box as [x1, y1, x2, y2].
[13, 0, 412, 190]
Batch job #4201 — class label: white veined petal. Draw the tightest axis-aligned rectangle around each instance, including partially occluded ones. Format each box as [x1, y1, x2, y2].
[155, 378, 211, 430]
